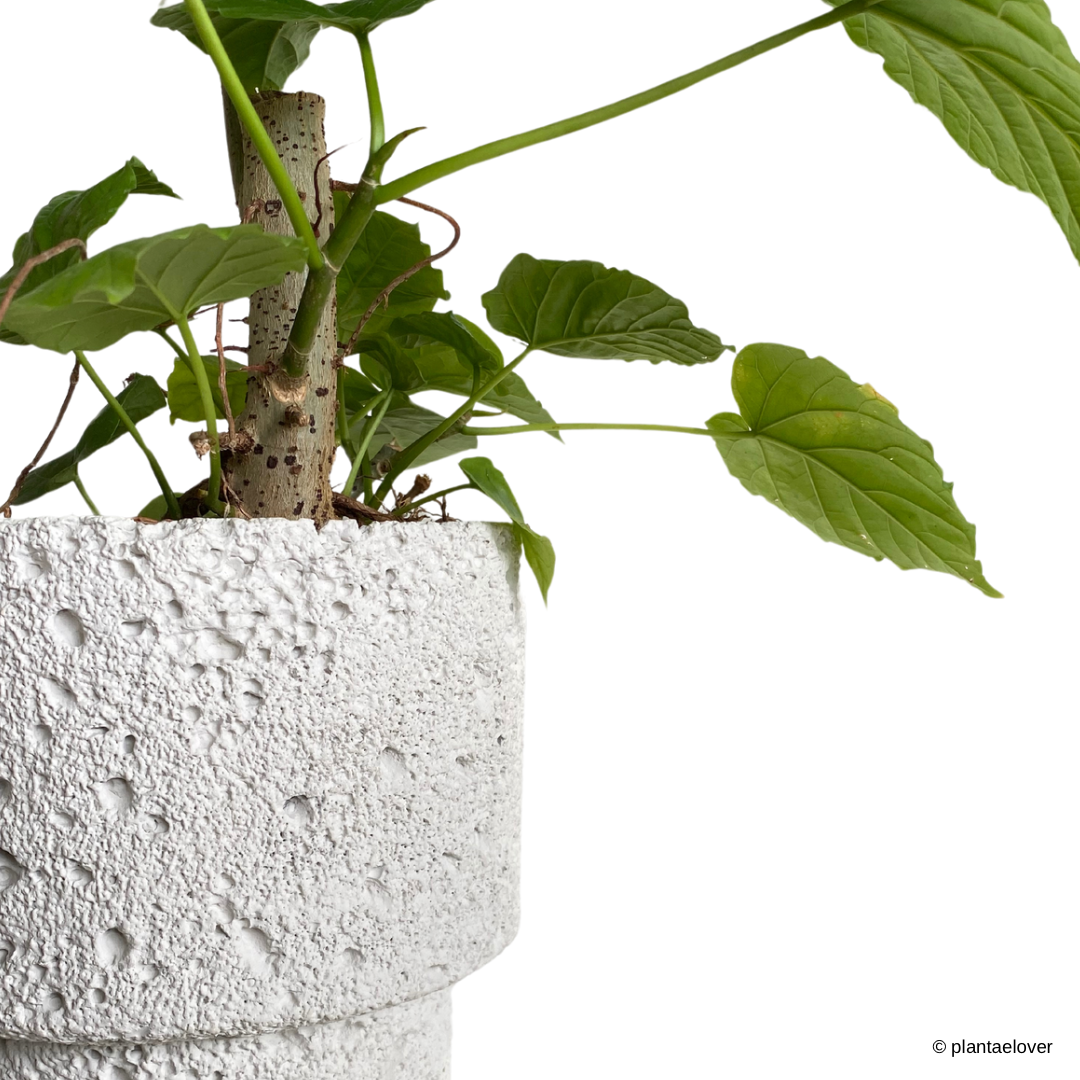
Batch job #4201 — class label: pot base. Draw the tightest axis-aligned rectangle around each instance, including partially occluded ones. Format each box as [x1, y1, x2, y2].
[0, 987, 450, 1079]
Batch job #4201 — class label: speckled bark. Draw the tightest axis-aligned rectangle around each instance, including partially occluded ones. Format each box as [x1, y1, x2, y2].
[223, 92, 338, 524]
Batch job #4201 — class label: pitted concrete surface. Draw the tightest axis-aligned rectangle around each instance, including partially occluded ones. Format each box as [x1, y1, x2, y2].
[0, 989, 451, 1079]
[0, 518, 523, 1055]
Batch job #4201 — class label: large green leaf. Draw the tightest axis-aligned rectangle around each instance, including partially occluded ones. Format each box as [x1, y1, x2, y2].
[152, 1, 437, 92]
[708, 343, 999, 596]
[197, 0, 438, 31]
[481, 254, 730, 365]
[336, 201, 450, 345]
[459, 457, 555, 602]
[14, 375, 166, 505]
[0, 158, 179, 345]
[151, 8, 319, 92]
[167, 356, 249, 424]
[3, 224, 308, 353]
[829, 0, 1080, 263]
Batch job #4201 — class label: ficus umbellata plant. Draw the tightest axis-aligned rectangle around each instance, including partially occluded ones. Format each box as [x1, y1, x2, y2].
[3, 0, 1080, 603]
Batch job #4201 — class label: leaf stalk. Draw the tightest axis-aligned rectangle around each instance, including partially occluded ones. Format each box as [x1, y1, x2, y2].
[75, 351, 182, 521]
[182, 0, 324, 270]
[376, 0, 889, 202]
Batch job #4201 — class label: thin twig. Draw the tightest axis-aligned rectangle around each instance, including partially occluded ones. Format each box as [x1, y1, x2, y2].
[0, 238, 86, 330]
[215, 303, 236, 437]
[337, 197, 461, 361]
[313, 145, 350, 238]
[0, 356, 81, 517]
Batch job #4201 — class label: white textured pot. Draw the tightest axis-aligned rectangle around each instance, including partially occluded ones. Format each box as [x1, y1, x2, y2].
[0, 518, 524, 1078]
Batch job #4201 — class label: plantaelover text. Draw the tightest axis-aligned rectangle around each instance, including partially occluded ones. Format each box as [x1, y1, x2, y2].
[951, 1039, 1052, 1057]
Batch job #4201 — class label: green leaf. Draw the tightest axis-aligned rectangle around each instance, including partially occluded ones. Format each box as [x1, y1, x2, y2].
[459, 457, 555, 602]
[515, 524, 556, 606]
[14, 375, 166, 505]
[829, 0, 1080, 264]
[359, 325, 559, 433]
[3, 224, 308, 353]
[390, 312, 501, 372]
[137, 492, 181, 521]
[481, 253, 730, 365]
[357, 335, 425, 392]
[152, 2, 438, 92]
[167, 356, 249, 424]
[366, 398, 477, 468]
[336, 202, 450, 346]
[0, 158, 179, 345]
[708, 343, 999, 596]
[340, 365, 381, 414]
[151, 8, 320, 92]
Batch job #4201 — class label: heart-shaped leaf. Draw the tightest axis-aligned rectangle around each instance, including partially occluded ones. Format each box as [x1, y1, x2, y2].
[152, 1, 437, 92]
[708, 343, 998, 596]
[830, 0, 1080, 263]
[3, 224, 308, 353]
[0, 158, 178, 345]
[167, 356, 249, 424]
[336, 202, 450, 346]
[14, 375, 166, 505]
[481, 253, 729, 364]
[459, 456, 555, 602]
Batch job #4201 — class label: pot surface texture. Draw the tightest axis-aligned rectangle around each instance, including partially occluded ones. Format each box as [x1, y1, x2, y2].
[0, 518, 524, 1077]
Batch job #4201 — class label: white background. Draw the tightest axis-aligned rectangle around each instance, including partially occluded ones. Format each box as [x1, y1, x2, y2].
[2, 2, 1078, 1077]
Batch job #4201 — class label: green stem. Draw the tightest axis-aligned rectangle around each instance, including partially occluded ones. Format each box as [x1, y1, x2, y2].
[174, 313, 226, 516]
[373, 349, 530, 506]
[336, 374, 359, 460]
[75, 351, 181, 521]
[281, 170, 380, 378]
[461, 421, 714, 437]
[155, 328, 187, 360]
[388, 482, 473, 518]
[342, 390, 392, 497]
[183, 0, 324, 270]
[73, 470, 100, 515]
[376, 0, 887, 203]
[358, 33, 385, 156]
[361, 451, 374, 504]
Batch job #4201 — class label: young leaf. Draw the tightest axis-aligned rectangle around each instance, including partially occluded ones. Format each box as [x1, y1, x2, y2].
[829, 0, 1080, 263]
[0, 158, 179, 344]
[167, 357, 249, 424]
[3, 224, 308, 353]
[14, 375, 166, 505]
[708, 343, 999, 596]
[336, 202, 450, 346]
[459, 457, 555, 602]
[481, 254, 730, 364]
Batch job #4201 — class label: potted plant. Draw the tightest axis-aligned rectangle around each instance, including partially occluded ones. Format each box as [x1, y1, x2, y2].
[1, 1, 1076, 1076]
